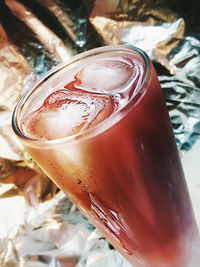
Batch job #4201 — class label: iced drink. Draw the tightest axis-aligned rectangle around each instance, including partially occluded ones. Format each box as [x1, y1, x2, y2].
[12, 45, 200, 266]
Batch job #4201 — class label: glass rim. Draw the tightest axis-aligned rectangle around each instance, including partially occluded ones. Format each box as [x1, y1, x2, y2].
[12, 44, 150, 148]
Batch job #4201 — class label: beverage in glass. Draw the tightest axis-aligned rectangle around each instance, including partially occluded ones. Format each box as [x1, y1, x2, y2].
[12, 45, 200, 266]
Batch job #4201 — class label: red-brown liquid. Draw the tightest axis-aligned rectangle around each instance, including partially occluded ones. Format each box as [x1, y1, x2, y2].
[19, 52, 199, 266]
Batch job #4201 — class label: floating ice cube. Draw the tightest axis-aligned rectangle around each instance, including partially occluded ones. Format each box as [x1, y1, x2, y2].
[77, 57, 135, 92]
[22, 90, 114, 140]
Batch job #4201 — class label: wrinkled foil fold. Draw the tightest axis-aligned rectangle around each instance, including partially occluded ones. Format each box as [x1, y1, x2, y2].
[0, 0, 200, 266]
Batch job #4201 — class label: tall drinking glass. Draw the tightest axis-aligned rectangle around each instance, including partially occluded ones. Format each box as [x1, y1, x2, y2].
[12, 45, 200, 266]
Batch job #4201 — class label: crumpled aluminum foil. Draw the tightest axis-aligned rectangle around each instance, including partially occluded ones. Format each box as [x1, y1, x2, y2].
[0, 0, 200, 266]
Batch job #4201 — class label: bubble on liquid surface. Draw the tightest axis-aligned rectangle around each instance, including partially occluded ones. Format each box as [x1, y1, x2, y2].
[21, 90, 114, 140]
[77, 57, 136, 92]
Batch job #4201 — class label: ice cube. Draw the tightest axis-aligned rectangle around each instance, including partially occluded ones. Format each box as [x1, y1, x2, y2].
[77, 57, 135, 92]
[22, 90, 114, 140]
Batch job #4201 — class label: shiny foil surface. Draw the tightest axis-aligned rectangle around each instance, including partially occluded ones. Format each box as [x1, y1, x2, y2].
[0, 0, 200, 266]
